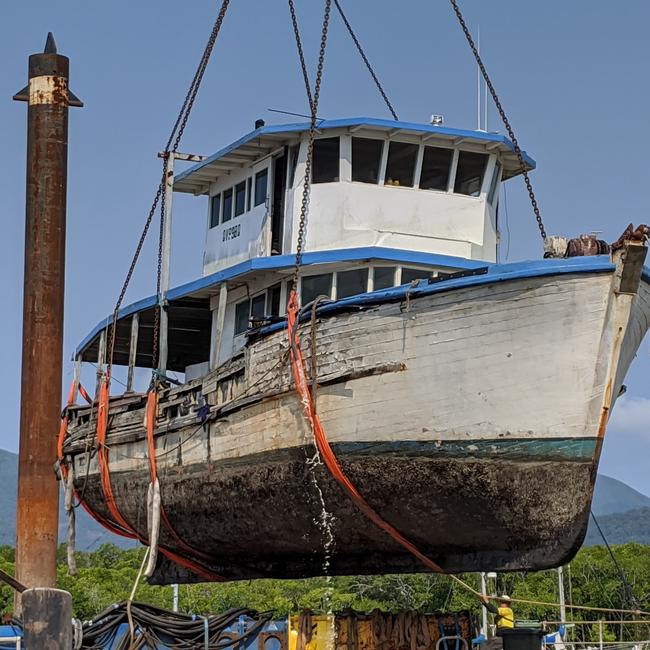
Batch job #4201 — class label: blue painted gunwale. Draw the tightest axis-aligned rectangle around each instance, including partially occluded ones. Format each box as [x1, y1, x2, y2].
[256, 254, 625, 336]
[174, 116, 536, 187]
[74, 247, 485, 355]
[75, 249, 650, 357]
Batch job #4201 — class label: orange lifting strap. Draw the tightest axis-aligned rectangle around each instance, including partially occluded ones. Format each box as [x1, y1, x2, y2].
[286, 290, 445, 574]
[145, 390, 226, 581]
[57, 377, 92, 479]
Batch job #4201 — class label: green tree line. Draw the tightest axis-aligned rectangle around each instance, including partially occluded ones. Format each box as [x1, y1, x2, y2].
[2, 544, 650, 642]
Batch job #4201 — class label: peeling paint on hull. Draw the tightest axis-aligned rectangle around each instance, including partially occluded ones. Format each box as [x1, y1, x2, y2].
[64, 266, 650, 583]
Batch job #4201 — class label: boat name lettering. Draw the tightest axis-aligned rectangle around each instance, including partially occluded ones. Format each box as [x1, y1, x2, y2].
[222, 224, 241, 241]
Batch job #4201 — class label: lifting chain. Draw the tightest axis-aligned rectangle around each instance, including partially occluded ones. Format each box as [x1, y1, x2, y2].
[290, 0, 332, 291]
[107, 0, 231, 375]
[332, 0, 398, 121]
[448, 0, 546, 241]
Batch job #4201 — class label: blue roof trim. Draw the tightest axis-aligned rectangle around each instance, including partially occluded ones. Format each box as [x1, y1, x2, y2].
[175, 117, 536, 186]
[74, 247, 484, 355]
[255, 256, 622, 337]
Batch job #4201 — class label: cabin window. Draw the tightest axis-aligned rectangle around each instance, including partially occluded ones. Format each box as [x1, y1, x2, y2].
[234, 181, 246, 217]
[210, 194, 221, 228]
[385, 142, 418, 187]
[352, 137, 383, 184]
[401, 267, 428, 284]
[419, 146, 453, 191]
[255, 169, 268, 206]
[222, 188, 233, 222]
[454, 151, 488, 196]
[246, 177, 252, 212]
[268, 283, 282, 316]
[250, 293, 266, 321]
[312, 137, 340, 183]
[234, 299, 249, 335]
[337, 268, 369, 299]
[373, 266, 396, 290]
[488, 161, 502, 205]
[302, 273, 333, 305]
[288, 145, 300, 188]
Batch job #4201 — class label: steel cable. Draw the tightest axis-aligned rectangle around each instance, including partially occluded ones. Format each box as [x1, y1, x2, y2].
[447, 0, 546, 241]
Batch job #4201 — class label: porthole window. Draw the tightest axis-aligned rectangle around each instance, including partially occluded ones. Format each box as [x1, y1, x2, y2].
[385, 142, 418, 187]
[454, 151, 488, 197]
[312, 138, 340, 183]
[419, 146, 453, 191]
[352, 137, 383, 184]
[337, 268, 369, 299]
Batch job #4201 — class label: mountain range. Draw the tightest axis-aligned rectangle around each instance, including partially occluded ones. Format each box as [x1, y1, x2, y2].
[0, 448, 649, 549]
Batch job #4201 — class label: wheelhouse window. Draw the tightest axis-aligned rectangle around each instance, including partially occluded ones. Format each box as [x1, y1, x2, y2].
[235, 181, 246, 217]
[254, 168, 268, 206]
[488, 161, 502, 205]
[246, 177, 252, 212]
[401, 267, 428, 284]
[337, 268, 369, 299]
[312, 137, 340, 183]
[352, 137, 383, 184]
[222, 188, 233, 222]
[373, 266, 396, 290]
[454, 151, 488, 196]
[385, 142, 418, 187]
[301, 273, 333, 305]
[210, 194, 221, 228]
[419, 146, 453, 191]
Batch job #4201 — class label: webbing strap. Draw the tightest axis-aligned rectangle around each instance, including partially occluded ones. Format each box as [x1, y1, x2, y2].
[96, 374, 137, 536]
[286, 290, 445, 573]
[144, 390, 225, 582]
[57, 378, 92, 479]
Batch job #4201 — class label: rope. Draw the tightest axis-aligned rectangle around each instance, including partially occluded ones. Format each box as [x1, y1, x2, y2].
[287, 305, 650, 618]
[287, 290, 446, 572]
[447, 0, 546, 242]
[590, 510, 640, 610]
[332, 0, 398, 120]
[144, 389, 226, 581]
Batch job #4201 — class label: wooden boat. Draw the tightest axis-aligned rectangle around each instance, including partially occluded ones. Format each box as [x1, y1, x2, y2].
[62, 119, 650, 583]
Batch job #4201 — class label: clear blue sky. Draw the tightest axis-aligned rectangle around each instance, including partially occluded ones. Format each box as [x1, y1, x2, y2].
[1, 1, 648, 490]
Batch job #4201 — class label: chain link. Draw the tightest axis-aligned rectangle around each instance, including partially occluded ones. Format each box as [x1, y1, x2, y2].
[290, 0, 332, 292]
[332, 0, 398, 121]
[448, 0, 546, 241]
[107, 0, 231, 376]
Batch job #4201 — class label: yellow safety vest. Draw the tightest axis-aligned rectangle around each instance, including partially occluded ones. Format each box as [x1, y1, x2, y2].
[497, 606, 514, 629]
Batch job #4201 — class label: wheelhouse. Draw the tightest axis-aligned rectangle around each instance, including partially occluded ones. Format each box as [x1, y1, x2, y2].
[75, 117, 534, 388]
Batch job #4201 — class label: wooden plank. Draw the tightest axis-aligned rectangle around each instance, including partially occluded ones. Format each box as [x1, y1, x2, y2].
[126, 313, 139, 392]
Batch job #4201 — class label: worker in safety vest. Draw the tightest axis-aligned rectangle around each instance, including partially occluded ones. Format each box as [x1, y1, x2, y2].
[480, 594, 514, 629]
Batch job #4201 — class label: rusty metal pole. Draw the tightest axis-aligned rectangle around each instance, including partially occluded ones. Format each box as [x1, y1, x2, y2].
[12, 33, 82, 603]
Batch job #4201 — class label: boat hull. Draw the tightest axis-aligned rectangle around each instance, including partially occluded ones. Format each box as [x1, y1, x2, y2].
[65, 256, 650, 583]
